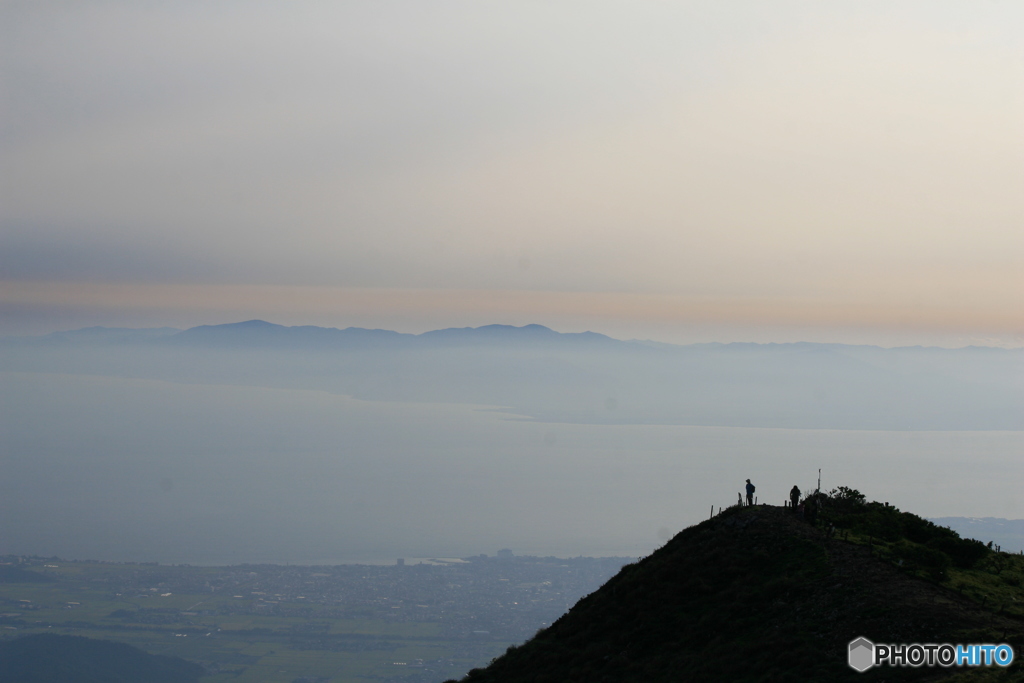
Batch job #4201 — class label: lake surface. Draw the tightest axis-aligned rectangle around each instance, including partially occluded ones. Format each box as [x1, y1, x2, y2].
[2, 371, 1022, 564]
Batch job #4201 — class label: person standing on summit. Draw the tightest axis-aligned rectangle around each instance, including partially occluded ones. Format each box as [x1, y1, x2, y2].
[745, 479, 755, 506]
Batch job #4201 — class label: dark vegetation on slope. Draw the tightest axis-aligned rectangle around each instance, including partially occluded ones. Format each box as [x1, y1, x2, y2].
[0, 633, 204, 683]
[450, 490, 1024, 682]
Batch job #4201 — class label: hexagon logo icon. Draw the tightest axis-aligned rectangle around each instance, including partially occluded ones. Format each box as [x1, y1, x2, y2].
[848, 637, 874, 672]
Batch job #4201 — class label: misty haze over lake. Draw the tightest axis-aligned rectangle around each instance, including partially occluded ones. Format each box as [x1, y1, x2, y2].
[2, 321, 1023, 564]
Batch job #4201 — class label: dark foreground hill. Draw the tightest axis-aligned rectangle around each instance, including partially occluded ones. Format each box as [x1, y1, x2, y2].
[0, 633, 204, 683]
[451, 498, 1024, 682]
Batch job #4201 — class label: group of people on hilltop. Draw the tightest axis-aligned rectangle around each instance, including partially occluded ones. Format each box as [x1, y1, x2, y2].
[742, 479, 818, 524]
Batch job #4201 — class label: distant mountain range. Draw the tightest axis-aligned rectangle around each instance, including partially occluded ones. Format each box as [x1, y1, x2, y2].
[168, 320, 621, 349]
[8, 319, 1023, 354]
[3, 320, 1024, 431]
[6, 320, 623, 350]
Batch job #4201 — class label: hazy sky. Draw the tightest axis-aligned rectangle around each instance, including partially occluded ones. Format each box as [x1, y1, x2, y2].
[2, 1, 1022, 345]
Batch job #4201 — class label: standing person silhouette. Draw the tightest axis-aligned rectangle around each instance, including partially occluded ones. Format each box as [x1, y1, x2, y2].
[790, 485, 801, 511]
[745, 479, 755, 506]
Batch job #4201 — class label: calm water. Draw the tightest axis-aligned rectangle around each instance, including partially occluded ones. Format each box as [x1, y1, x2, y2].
[2, 371, 1022, 564]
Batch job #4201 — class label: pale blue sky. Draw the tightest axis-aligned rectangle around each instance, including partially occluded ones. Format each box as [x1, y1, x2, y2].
[2, 1, 1022, 345]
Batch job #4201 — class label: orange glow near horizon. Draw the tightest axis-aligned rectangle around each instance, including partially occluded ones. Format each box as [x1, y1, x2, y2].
[3, 280, 1022, 348]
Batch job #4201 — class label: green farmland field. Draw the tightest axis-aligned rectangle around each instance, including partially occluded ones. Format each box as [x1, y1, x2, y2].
[0, 555, 627, 682]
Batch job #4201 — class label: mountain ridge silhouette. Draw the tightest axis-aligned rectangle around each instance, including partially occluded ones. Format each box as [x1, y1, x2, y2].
[447, 499, 1024, 682]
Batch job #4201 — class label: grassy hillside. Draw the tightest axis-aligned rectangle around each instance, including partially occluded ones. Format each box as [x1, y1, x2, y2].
[451, 491, 1024, 682]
